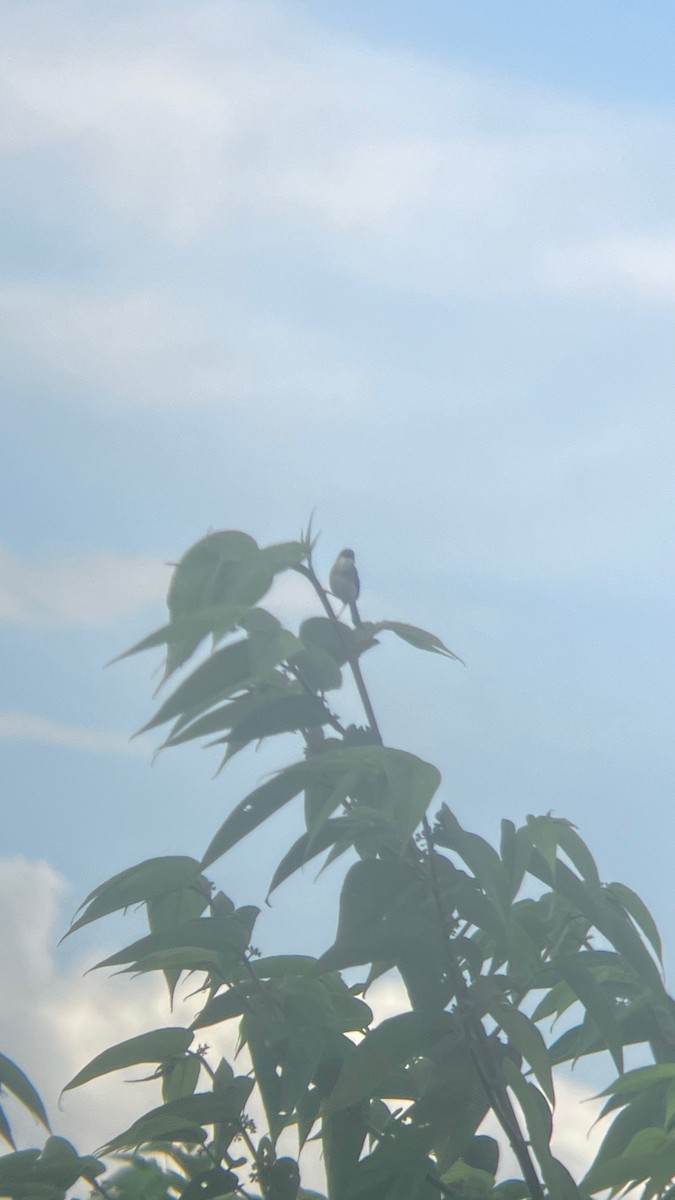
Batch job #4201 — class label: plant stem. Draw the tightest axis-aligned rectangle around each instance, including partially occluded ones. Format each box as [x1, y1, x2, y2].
[422, 816, 546, 1200]
[294, 563, 382, 744]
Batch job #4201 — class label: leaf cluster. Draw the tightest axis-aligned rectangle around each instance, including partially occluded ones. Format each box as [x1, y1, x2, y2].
[3, 527, 674, 1200]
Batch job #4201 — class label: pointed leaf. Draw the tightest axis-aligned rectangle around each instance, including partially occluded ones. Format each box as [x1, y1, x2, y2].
[0, 1054, 50, 1132]
[435, 806, 511, 909]
[162, 1054, 201, 1104]
[111, 605, 246, 666]
[555, 953, 624, 1073]
[63, 1028, 194, 1092]
[324, 1011, 456, 1113]
[486, 1001, 553, 1103]
[231, 693, 329, 742]
[292, 643, 343, 692]
[201, 764, 307, 868]
[267, 819, 351, 897]
[554, 821, 601, 886]
[100, 1084, 254, 1154]
[66, 856, 203, 937]
[93, 915, 251, 971]
[137, 640, 252, 734]
[364, 620, 463, 662]
[606, 881, 663, 964]
[163, 683, 289, 748]
[0, 1105, 15, 1149]
[260, 540, 307, 572]
[299, 618, 377, 669]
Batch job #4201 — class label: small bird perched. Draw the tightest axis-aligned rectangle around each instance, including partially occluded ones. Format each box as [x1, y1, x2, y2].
[329, 548, 361, 626]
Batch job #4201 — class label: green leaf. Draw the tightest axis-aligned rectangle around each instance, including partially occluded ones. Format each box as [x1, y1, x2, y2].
[168, 532, 259, 614]
[530, 980, 576, 1024]
[137, 639, 252, 735]
[530, 857, 665, 1000]
[230, 693, 330, 742]
[92, 915, 252, 972]
[324, 1011, 456, 1113]
[554, 953, 624, 1073]
[305, 745, 440, 844]
[363, 620, 463, 662]
[503, 1063, 579, 1199]
[299, 618, 376, 669]
[260, 1156, 300, 1200]
[0, 1054, 50, 1132]
[180, 1166, 240, 1199]
[582, 1142, 675, 1195]
[267, 819, 353, 897]
[111, 604, 246, 667]
[0, 1105, 15, 1150]
[440, 1159, 495, 1194]
[260, 540, 307, 573]
[523, 816, 561, 876]
[554, 821, 601, 886]
[485, 1000, 553, 1104]
[292, 643, 343, 692]
[65, 856, 203, 937]
[162, 1054, 201, 1104]
[63, 1028, 194, 1092]
[500, 820, 531, 902]
[99, 1083, 254, 1154]
[435, 806, 511, 910]
[322, 1103, 369, 1200]
[163, 531, 267, 674]
[147, 878, 211, 1001]
[201, 764, 308, 868]
[162, 681, 289, 748]
[593, 1088, 666, 1169]
[606, 881, 663, 964]
[339, 1122, 437, 1200]
[192, 990, 247, 1029]
[600, 1062, 675, 1098]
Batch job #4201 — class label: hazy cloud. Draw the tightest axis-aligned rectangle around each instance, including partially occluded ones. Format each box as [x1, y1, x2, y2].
[0, 286, 370, 411]
[0, 713, 150, 756]
[542, 233, 675, 301]
[0, 544, 167, 626]
[2, 0, 674, 297]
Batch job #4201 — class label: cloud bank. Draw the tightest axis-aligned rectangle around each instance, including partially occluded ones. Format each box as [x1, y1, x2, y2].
[0, 545, 167, 627]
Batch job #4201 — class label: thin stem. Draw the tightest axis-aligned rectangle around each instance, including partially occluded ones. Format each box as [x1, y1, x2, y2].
[91, 1181, 115, 1200]
[422, 816, 545, 1200]
[293, 563, 382, 744]
[286, 662, 346, 736]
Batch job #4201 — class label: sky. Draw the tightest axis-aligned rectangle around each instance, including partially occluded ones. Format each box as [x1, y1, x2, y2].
[2, 0, 675, 1184]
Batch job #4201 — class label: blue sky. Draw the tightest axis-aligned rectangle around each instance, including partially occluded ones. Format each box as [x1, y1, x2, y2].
[1, 0, 675, 1166]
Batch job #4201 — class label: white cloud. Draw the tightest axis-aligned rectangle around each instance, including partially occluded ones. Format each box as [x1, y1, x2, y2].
[0, 713, 150, 756]
[1, 0, 673, 429]
[542, 233, 675, 301]
[0, 544, 167, 627]
[0, 859, 326, 1186]
[0, 286, 370, 411]
[0, 858, 169, 1154]
[2, 0, 674, 298]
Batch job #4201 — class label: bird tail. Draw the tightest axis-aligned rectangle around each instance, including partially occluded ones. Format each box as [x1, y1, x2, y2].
[349, 600, 361, 627]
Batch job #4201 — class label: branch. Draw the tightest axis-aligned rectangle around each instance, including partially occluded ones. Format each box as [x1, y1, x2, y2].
[422, 816, 546, 1200]
[293, 563, 382, 744]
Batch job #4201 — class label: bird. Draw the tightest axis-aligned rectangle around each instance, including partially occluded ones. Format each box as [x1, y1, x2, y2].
[329, 548, 361, 626]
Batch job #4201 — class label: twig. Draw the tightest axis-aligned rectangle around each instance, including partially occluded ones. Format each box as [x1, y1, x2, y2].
[422, 816, 546, 1200]
[293, 563, 382, 744]
[285, 661, 347, 737]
